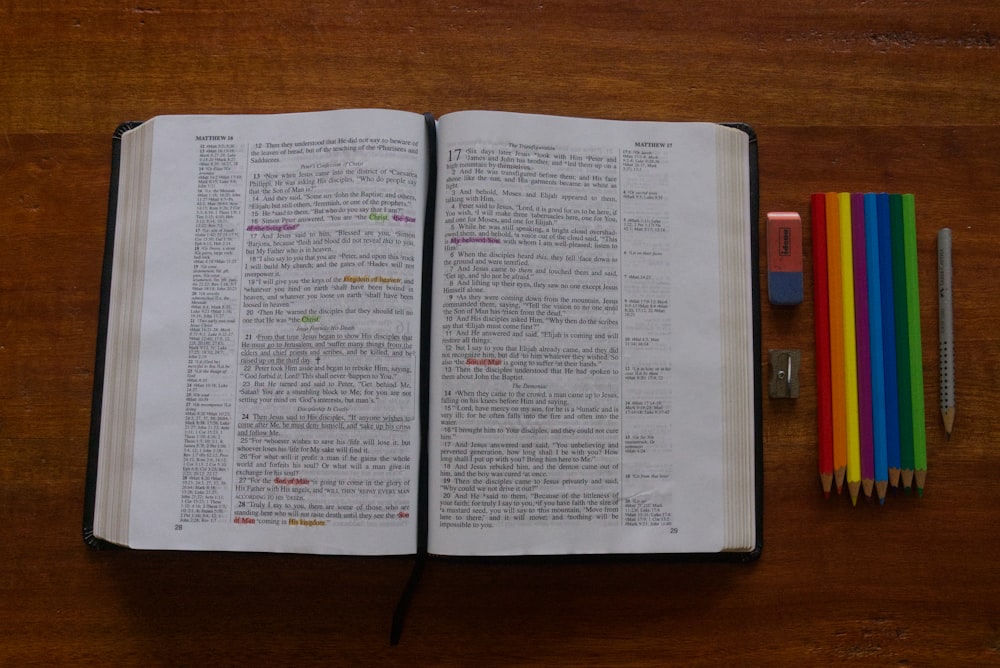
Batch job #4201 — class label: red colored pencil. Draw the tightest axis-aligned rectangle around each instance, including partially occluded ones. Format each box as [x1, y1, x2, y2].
[811, 194, 834, 497]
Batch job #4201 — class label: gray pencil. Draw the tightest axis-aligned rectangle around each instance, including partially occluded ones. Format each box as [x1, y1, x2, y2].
[937, 228, 954, 439]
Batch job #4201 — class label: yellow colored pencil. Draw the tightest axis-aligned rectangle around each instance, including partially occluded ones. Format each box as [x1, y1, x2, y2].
[839, 193, 861, 505]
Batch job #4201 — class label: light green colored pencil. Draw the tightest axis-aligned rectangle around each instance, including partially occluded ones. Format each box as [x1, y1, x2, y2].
[902, 194, 927, 495]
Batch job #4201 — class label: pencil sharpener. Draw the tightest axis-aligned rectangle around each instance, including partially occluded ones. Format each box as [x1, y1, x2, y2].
[768, 349, 801, 399]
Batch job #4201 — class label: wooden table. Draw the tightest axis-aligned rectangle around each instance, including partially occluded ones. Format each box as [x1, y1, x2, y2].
[3, 2, 999, 664]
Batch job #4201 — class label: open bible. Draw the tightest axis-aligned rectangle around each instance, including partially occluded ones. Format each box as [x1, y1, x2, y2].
[85, 109, 762, 560]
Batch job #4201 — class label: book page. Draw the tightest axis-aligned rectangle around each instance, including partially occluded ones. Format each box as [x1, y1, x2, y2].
[111, 109, 428, 554]
[427, 111, 754, 556]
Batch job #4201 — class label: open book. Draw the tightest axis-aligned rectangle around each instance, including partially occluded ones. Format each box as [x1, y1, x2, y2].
[85, 109, 761, 560]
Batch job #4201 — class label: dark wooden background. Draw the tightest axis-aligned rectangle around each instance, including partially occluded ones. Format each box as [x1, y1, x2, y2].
[2, 2, 999, 664]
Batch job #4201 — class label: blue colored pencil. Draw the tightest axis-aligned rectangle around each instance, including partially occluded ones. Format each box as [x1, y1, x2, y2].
[865, 193, 889, 503]
[877, 193, 902, 488]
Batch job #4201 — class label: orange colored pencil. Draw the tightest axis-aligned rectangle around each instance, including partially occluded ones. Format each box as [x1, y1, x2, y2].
[825, 193, 847, 493]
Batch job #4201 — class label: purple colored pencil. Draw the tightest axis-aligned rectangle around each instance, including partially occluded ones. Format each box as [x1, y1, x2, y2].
[851, 193, 875, 499]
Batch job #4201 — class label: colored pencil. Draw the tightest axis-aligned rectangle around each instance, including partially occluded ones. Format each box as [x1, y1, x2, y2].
[877, 193, 902, 489]
[839, 193, 861, 505]
[865, 193, 889, 503]
[851, 193, 874, 500]
[825, 193, 847, 493]
[902, 194, 927, 494]
[889, 194, 915, 491]
[811, 194, 834, 497]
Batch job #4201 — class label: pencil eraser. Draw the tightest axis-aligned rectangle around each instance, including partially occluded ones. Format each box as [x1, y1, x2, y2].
[766, 212, 804, 305]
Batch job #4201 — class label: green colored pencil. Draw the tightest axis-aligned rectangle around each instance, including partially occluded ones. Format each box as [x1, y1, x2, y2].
[890, 194, 915, 491]
[902, 194, 927, 494]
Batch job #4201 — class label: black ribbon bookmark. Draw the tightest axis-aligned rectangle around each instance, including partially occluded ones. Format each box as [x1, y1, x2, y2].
[389, 113, 437, 646]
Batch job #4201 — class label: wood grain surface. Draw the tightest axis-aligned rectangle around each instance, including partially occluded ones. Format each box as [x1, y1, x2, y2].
[2, 2, 999, 664]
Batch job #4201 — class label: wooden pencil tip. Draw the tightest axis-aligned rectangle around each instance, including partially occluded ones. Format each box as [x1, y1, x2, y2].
[848, 481, 860, 506]
[943, 409, 955, 439]
[820, 473, 833, 498]
[876, 481, 888, 505]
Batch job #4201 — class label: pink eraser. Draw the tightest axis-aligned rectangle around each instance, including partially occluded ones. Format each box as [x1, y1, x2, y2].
[766, 212, 803, 305]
